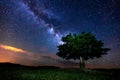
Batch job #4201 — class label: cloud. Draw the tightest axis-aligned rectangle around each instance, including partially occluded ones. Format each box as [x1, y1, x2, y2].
[0, 44, 38, 65]
[0, 44, 79, 67]
[0, 45, 26, 53]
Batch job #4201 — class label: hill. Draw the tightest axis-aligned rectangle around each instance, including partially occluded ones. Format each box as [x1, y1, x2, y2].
[0, 62, 60, 69]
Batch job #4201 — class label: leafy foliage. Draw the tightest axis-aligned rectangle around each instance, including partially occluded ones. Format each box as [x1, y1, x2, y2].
[57, 32, 110, 60]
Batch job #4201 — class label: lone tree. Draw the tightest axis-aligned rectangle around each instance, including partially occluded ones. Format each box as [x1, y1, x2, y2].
[56, 32, 110, 69]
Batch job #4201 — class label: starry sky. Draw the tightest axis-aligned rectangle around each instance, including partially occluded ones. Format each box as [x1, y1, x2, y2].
[0, 0, 120, 68]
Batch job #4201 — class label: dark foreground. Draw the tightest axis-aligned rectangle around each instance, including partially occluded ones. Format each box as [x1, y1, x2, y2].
[0, 63, 119, 80]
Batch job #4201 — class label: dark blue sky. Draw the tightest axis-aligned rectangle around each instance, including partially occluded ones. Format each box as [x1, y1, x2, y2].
[0, 0, 120, 68]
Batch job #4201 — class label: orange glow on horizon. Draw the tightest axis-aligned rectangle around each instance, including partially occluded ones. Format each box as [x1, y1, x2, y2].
[0, 45, 26, 53]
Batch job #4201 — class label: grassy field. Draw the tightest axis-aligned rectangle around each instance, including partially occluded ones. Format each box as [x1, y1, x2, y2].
[0, 66, 119, 80]
[0, 63, 119, 80]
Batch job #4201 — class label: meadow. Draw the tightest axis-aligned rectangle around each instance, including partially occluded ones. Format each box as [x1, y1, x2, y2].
[0, 63, 119, 80]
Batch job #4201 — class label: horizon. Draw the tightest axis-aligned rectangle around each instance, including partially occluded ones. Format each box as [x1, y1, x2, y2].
[0, 62, 120, 69]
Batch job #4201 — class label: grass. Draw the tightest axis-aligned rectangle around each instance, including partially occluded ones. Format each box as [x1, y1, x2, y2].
[0, 67, 119, 80]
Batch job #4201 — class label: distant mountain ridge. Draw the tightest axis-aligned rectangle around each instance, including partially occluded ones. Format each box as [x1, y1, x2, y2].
[0, 62, 60, 69]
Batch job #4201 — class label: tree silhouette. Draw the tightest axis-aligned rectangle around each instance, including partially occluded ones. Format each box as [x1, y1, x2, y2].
[56, 32, 110, 69]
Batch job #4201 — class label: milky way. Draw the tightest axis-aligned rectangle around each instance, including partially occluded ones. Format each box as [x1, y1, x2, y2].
[0, 0, 120, 68]
[21, 0, 64, 44]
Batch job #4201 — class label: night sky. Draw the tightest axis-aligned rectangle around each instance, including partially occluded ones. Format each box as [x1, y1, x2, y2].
[0, 0, 120, 68]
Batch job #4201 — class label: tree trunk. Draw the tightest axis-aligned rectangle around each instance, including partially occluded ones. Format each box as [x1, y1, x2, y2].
[79, 57, 85, 69]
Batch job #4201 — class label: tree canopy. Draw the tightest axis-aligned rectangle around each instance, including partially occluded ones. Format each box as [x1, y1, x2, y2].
[56, 32, 110, 68]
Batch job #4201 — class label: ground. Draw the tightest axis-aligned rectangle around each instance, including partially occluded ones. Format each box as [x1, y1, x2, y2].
[0, 66, 119, 80]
